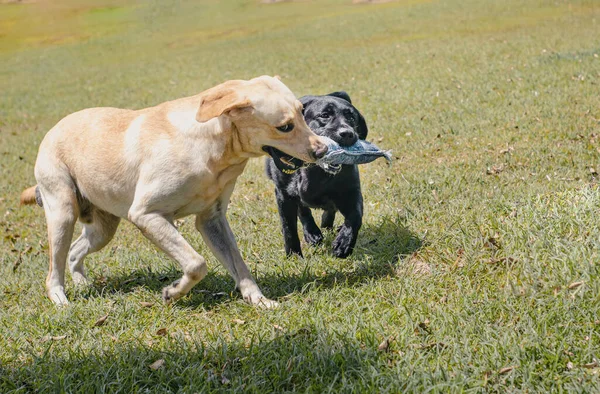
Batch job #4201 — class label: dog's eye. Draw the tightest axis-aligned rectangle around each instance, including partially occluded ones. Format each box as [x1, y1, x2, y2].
[276, 123, 294, 133]
[319, 113, 330, 120]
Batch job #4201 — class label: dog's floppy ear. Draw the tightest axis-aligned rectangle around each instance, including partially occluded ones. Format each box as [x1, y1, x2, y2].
[357, 111, 368, 140]
[327, 91, 352, 104]
[299, 95, 316, 115]
[196, 88, 252, 122]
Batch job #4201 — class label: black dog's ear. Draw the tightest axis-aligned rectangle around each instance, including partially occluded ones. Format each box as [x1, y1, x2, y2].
[357, 111, 368, 140]
[299, 95, 316, 114]
[327, 91, 352, 104]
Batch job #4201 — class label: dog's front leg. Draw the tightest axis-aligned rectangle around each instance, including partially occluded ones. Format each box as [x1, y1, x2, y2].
[196, 212, 278, 309]
[128, 209, 208, 303]
[332, 191, 363, 258]
[298, 205, 323, 246]
[275, 189, 303, 257]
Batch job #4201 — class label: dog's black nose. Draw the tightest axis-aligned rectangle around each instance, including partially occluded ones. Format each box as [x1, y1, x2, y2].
[314, 143, 328, 160]
[338, 130, 358, 146]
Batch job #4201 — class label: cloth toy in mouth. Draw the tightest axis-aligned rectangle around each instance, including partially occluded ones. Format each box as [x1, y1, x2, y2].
[315, 136, 391, 174]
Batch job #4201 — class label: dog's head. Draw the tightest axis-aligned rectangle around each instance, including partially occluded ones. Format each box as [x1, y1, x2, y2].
[196, 76, 327, 173]
[300, 91, 368, 147]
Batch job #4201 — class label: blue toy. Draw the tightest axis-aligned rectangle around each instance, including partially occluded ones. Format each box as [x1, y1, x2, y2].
[315, 136, 391, 173]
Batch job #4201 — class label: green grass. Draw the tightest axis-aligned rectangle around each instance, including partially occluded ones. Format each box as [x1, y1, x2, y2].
[1, 0, 600, 391]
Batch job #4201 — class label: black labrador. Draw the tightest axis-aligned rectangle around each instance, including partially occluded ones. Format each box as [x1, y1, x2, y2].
[265, 91, 368, 258]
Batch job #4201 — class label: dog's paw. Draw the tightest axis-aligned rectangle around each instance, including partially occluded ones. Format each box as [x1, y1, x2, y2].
[48, 287, 69, 306]
[332, 231, 355, 259]
[71, 272, 90, 287]
[244, 292, 279, 309]
[303, 230, 324, 246]
[256, 297, 280, 309]
[332, 243, 353, 258]
[285, 247, 303, 258]
[162, 279, 182, 304]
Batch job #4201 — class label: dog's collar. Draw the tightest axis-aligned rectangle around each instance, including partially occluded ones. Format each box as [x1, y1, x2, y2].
[306, 163, 342, 175]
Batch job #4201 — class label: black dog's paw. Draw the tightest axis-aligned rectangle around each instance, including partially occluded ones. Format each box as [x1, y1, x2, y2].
[304, 229, 324, 246]
[285, 247, 304, 258]
[332, 232, 354, 259]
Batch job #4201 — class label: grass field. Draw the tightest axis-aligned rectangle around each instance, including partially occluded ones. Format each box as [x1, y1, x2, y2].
[1, 0, 600, 392]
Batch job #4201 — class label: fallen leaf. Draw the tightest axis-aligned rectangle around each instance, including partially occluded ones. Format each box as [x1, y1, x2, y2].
[489, 257, 517, 264]
[156, 328, 168, 336]
[583, 360, 598, 369]
[499, 366, 516, 375]
[232, 319, 245, 325]
[378, 338, 390, 351]
[149, 359, 165, 370]
[93, 314, 109, 327]
[41, 335, 67, 343]
[451, 248, 464, 270]
[273, 324, 284, 331]
[486, 164, 505, 175]
[553, 286, 561, 296]
[417, 320, 432, 335]
[140, 302, 154, 308]
[12, 254, 22, 272]
[411, 342, 447, 350]
[566, 361, 574, 370]
[484, 236, 500, 249]
[568, 281, 584, 290]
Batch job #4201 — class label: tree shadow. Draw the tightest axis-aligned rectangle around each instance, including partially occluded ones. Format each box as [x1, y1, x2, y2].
[81, 215, 422, 309]
[1, 322, 419, 392]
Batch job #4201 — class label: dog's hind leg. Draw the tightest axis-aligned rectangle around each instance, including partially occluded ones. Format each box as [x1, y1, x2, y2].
[37, 183, 78, 306]
[68, 208, 120, 286]
[298, 206, 323, 246]
[321, 209, 336, 230]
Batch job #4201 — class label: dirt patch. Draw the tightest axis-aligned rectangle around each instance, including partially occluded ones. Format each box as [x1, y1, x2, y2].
[397, 253, 432, 277]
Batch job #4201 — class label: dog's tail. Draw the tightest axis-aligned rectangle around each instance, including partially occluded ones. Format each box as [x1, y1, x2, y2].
[20, 185, 43, 207]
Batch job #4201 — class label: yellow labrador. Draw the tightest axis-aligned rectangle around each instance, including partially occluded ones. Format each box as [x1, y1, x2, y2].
[20, 75, 327, 308]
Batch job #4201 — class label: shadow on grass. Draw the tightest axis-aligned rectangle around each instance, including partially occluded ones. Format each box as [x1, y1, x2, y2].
[0, 323, 414, 392]
[81, 215, 421, 309]
[257, 215, 423, 301]
[3, 222, 438, 393]
[80, 267, 237, 309]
